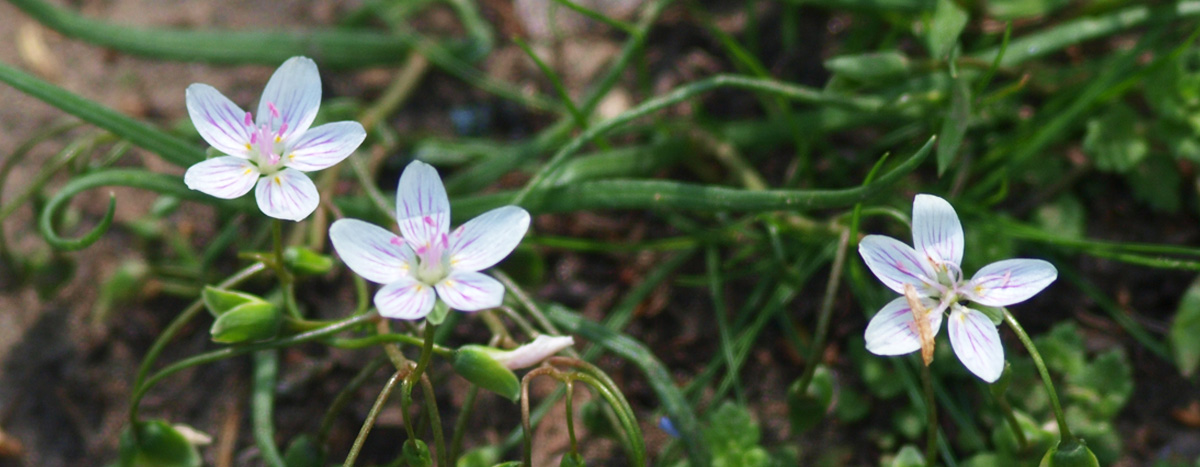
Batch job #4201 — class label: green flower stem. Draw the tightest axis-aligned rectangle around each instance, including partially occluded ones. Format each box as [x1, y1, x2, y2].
[796, 229, 851, 391]
[405, 324, 438, 395]
[324, 334, 454, 357]
[520, 367, 558, 466]
[994, 390, 1029, 452]
[7, 0, 480, 68]
[128, 262, 267, 426]
[0, 61, 203, 167]
[131, 311, 379, 422]
[271, 221, 301, 319]
[419, 375, 447, 466]
[447, 385, 479, 465]
[318, 355, 389, 445]
[920, 362, 939, 467]
[1004, 309, 1075, 443]
[252, 350, 286, 467]
[343, 370, 404, 467]
[549, 358, 645, 465]
[564, 381, 579, 455]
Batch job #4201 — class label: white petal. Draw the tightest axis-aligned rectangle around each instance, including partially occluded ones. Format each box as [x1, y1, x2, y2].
[948, 305, 1005, 383]
[254, 168, 319, 221]
[329, 219, 415, 284]
[912, 194, 964, 269]
[258, 56, 321, 141]
[435, 270, 504, 312]
[396, 160, 451, 247]
[449, 206, 531, 272]
[864, 296, 943, 356]
[375, 278, 437, 320]
[183, 156, 259, 199]
[186, 84, 252, 157]
[283, 121, 367, 172]
[965, 259, 1058, 307]
[495, 335, 576, 370]
[858, 235, 938, 295]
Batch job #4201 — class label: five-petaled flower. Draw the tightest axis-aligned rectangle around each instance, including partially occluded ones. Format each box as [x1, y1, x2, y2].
[859, 194, 1057, 383]
[329, 161, 530, 320]
[184, 56, 366, 221]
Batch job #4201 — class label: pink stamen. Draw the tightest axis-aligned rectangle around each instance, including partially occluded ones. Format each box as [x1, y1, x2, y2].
[244, 111, 253, 126]
[423, 216, 435, 227]
[389, 237, 404, 246]
[250, 132, 259, 145]
[278, 122, 288, 137]
[268, 102, 280, 119]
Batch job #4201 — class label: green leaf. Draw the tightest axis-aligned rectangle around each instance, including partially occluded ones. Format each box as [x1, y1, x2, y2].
[990, 410, 1054, 456]
[824, 52, 912, 84]
[202, 286, 264, 317]
[890, 445, 926, 467]
[560, 452, 586, 467]
[282, 434, 325, 467]
[1170, 275, 1200, 377]
[451, 345, 521, 401]
[786, 366, 835, 433]
[1127, 155, 1182, 213]
[986, 0, 1070, 20]
[937, 72, 971, 176]
[1066, 350, 1132, 419]
[456, 446, 502, 467]
[118, 420, 202, 467]
[1033, 322, 1086, 375]
[210, 302, 282, 343]
[925, 0, 968, 59]
[1034, 195, 1087, 241]
[1082, 104, 1148, 173]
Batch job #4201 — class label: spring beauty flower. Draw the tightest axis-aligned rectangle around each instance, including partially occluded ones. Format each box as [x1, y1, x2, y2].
[859, 194, 1057, 382]
[329, 161, 530, 320]
[183, 56, 366, 221]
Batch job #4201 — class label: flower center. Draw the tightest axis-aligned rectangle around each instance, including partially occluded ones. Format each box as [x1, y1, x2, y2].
[244, 102, 290, 174]
[409, 216, 452, 284]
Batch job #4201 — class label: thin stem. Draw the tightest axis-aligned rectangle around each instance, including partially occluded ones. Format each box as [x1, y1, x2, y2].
[128, 262, 267, 425]
[564, 381, 579, 454]
[419, 374, 447, 466]
[1004, 309, 1075, 442]
[343, 370, 404, 467]
[796, 228, 850, 390]
[272, 221, 301, 319]
[447, 385, 479, 464]
[405, 324, 438, 395]
[994, 391, 1029, 452]
[920, 362, 938, 467]
[318, 355, 388, 444]
[521, 367, 560, 466]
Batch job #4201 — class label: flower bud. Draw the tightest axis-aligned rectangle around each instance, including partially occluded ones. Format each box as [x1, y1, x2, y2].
[202, 286, 263, 317]
[283, 246, 334, 275]
[118, 420, 202, 467]
[402, 439, 431, 467]
[560, 452, 586, 467]
[452, 345, 521, 401]
[210, 301, 281, 343]
[1039, 439, 1100, 467]
[491, 335, 575, 370]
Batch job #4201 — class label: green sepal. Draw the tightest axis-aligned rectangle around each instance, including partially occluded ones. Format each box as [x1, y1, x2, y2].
[403, 439, 432, 467]
[989, 362, 1012, 397]
[491, 462, 522, 467]
[890, 445, 925, 467]
[117, 420, 202, 467]
[560, 452, 586, 467]
[210, 302, 282, 343]
[452, 345, 520, 401]
[202, 286, 265, 317]
[455, 446, 501, 467]
[282, 434, 325, 467]
[1039, 439, 1099, 467]
[283, 247, 334, 275]
[426, 300, 451, 325]
[975, 305, 1004, 325]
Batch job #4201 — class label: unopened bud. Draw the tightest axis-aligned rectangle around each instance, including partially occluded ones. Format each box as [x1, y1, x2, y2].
[452, 346, 521, 401]
[493, 335, 575, 370]
[210, 301, 281, 343]
[1040, 439, 1100, 467]
[118, 420, 202, 467]
[283, 246, 334, 275]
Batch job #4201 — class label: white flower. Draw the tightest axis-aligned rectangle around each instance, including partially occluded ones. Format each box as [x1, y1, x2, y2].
[328, 161, 531, 320]
[858, 194, 1058, 382]
[183, 56, 366, 221]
